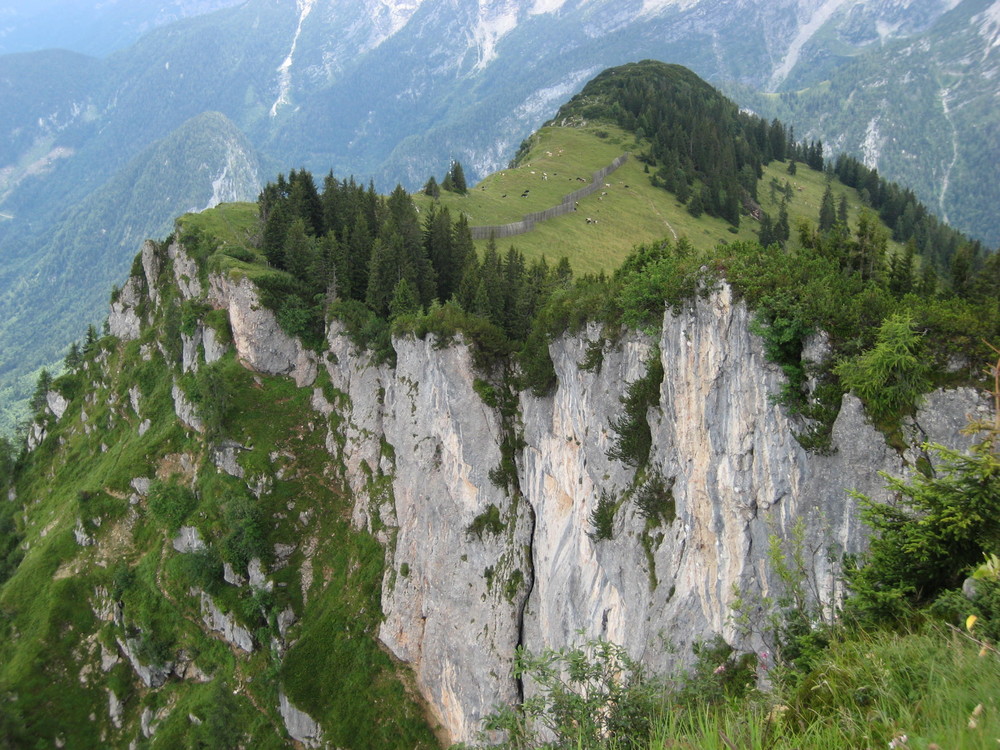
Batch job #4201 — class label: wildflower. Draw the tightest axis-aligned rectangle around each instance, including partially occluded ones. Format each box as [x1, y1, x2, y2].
[888, 733, 908, 748]
[713, 663, 726, 674]
[966, 614, 978, 632]
[758, 651, 770, 672]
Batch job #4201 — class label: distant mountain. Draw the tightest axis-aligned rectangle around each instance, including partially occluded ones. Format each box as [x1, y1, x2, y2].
[0, 0, 995, 431]
[736, 0, 1000, 248]
[0, 0, 245, 56]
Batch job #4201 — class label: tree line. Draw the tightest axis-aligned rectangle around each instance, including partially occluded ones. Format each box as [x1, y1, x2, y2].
[254, 168, 575, 352]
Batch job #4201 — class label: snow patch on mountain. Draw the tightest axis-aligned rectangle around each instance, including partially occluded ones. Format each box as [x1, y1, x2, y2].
[861, 113, 883, 168]
[640, 0, 701, 14]
[976, 0, 1000, 49]
[472, 0, 521, 70]
[768, 0, 853, 90]
[270, 0, 317, 117]
[529, 0, 569, 13]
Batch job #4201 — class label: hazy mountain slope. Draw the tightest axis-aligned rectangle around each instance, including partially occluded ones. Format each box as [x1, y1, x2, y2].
[0, 0, 246, 56]
[744, 0, 1000, 247]
[0, 111, 261, 434]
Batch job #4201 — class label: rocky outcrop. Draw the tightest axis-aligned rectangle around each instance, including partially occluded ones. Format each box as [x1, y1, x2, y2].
[279, 691, 323, 748]
[171, 382, 204, 432]
[208, 273, 317, 387]
[321, 284, 987, 744]
[324, 325, 530, 744]
[108, 276, 144, 342]
[169, 239, 203, 301]
[197, 590, 254, 653]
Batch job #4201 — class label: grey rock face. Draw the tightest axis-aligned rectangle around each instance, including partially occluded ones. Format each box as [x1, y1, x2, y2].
[172, 526, 206, 554]
[321, 284, 987, 743]
[181, 330, 202, 374]
[203, 326, 229, 363]
[140, 240, 163, 309]
[197, 590, 254, 653]
[46, 390, 70, 420]
[108, 276, 144, 342]
[169, 240, 203, 301]
[279, 691, 323, 748]
[324, 325, 530, 744]
[208, 273, 317, 386]
[117, 637, 172, 688]
[171, 381, 204, 432]
[211, 441, 246, 479]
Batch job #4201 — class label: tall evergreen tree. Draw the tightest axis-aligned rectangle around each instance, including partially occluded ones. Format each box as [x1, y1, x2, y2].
[838, 194, 849, 226]
[283, 218, 315, 285]
[449, 161, 468, 194]
[389, 278, 421, 320]
[366, 235, 403, 318]
[346, 211, 372, 302]
[30, 369, 52, 415]
[819, 185, 836, 233]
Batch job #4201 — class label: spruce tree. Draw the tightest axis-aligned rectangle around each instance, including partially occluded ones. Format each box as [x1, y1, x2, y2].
[366, 236, 403, 318]
[818, 185, 836, 233]
[389, 278, 421, 320]
[283, 217, 315, 285]
[838, 194, 849, 226]
[64, 342, 82, 371]
[31, 370, 52, 415]
[346, 211, 372, 302]
[450, 161, 468, 194]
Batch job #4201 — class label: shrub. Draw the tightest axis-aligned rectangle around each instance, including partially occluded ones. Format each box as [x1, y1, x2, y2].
[633, 474, 675, 526]
[221, 494, 269, 571]
[481, 637, 660, 748]
[589, 491, 616, 541]
[607, 350, 664, 468]
[834, 312, 931, 430]
[467, 504, 504, 540]
[147, 478, 198, 533]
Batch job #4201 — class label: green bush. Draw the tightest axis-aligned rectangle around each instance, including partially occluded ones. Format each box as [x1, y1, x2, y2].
[835, 312, 931, 430]
[147, 478, 198, 533]
[221, 494, 269, 571]
[633, 474, 675, 526]
[481, 637, 660, 748]
[589, 491, 616, 541]
[607, 350, 664, 468]
[467, 504, 504, 540]
[846, 428, 1000, 624]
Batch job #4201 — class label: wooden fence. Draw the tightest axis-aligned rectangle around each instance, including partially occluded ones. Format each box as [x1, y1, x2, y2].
[470, 154, 629, 241]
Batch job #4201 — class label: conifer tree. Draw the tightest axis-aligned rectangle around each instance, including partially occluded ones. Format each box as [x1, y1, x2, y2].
[262, 200, 290, 269]
[288, 169, 324, 236]
[389, 278, 421, 320]
[283, 217, 315, 285]
[31, 370, 52, 415]
[346, 211, 372, 302]
[64, 342, 82, 371]
[888, 238, 916, 297]
[838, 194, 849, 226]
[776, 201, 790, 244]
[819, 185, 836, 233]
[758, 213, 776, 248]
[450, 161, 468, 194]
[366, 235, 404, 318]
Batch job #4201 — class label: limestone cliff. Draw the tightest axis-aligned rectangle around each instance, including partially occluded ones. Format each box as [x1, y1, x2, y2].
[23, 238, 990, 747]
